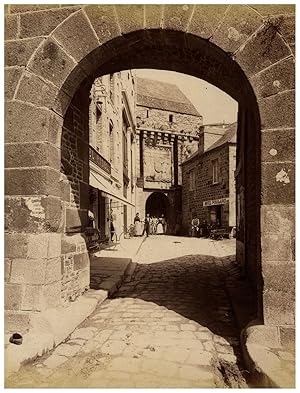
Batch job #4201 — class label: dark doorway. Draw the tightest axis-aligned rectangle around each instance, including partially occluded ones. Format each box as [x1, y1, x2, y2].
[145, 192, 170, 220]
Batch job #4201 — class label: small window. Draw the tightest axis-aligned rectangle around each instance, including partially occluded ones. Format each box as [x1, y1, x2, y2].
[212, 159, 219, 184]
[169, 114, 173, 123]
[146, 109, 149, 118]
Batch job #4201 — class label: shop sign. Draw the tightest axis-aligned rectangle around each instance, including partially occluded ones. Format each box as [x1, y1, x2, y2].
[203, 198, 229, 207]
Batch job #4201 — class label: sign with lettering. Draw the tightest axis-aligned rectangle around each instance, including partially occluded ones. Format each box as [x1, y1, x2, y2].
[203, 198, 229, 207]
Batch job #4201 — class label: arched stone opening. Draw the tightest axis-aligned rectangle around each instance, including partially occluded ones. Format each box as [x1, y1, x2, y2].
[145, 192, 170, 221]
[5, 5, 295, 345]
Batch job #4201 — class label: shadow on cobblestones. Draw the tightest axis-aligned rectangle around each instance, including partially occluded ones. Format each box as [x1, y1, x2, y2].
[113, 253, 256, 386]
[6, 251, 256, 388]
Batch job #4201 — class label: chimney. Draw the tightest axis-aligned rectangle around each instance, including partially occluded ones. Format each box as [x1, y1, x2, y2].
[198, 125, 205, 154]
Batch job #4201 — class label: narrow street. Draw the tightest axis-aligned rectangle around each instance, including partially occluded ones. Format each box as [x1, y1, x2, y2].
[6, 236, 249, 388]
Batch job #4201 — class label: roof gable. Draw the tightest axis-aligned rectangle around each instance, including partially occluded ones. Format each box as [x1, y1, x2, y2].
[205, 122, 237, 152]
[137, 77, 201, 117]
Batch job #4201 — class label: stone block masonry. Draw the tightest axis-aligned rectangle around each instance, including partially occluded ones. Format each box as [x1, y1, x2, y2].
[182, 143, 235, 232]
[60, 80, 93, 306]
[137, 106, 202, 135]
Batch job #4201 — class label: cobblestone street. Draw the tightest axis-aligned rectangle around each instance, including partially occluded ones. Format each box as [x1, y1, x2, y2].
[6, 237, 249, 388]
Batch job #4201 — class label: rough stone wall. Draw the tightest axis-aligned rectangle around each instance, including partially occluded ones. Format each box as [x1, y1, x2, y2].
[60, 82, 91, 305]
[182, 144, 233, 232]
[137, 106, 202, 135]
[228, 145, 236, 227]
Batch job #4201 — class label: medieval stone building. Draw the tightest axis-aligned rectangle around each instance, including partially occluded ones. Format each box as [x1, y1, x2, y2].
[181, 123, 237, 234]
[135, 77, 202, 232]
[88, 71, 136, 241]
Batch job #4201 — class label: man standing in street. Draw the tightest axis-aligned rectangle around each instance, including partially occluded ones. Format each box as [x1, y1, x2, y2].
[142, 213, 151, 237]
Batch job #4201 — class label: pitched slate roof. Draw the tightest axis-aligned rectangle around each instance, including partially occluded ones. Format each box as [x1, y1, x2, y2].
[205, 122, 237, 152]
[136, 77, 201, 117]
[181, 122, 237, 164]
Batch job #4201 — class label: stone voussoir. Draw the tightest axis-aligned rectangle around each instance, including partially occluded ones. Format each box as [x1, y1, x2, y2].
[27, 37, 78, 90]
[162, 4, 194, 31]
[211, 4, 264, 54]
[19, 7, 80, 39]
[51, 10, 99, 63]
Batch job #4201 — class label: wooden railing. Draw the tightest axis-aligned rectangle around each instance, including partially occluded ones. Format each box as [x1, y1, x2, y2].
[89, 146, 111, 175]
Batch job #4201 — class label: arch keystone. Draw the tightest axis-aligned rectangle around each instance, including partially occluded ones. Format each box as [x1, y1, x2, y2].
[114, 4, 144, 35]
[163, 4, 194, 31]
[84, 5, 121, 44]
[144, 4, 163, 29]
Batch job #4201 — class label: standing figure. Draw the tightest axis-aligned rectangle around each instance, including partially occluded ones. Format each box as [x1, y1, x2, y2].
[88, 209, 95, 229]
[200, 220, 208, 238]
[149, 216, 155, 235]
[161, 214, 167, 234]
[142, 213, 151, 237]
[110, 209, 115, 241]
[134, 213, 142, 236]
[156, 216, 164, 235]
[191, 217, 200, 237]
[152, 215, 158, 234]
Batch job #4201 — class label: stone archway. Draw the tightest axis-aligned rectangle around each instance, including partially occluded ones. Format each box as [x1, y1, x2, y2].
[145, 192, 170, 220]
[5, 5, 295, 345]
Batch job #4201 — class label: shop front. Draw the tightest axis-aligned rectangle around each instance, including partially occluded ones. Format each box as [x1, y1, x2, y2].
[203, 198, 229, 228]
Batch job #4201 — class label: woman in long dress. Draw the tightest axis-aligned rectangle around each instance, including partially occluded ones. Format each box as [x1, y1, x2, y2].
[134, 213, 142, 236]
[156, 217, 164, 235]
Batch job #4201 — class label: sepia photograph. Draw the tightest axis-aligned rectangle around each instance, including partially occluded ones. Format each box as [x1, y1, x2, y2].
[4, 2, 295, 389]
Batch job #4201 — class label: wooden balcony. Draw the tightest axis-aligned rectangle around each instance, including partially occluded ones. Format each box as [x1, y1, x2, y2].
[89, 146, 111, 175]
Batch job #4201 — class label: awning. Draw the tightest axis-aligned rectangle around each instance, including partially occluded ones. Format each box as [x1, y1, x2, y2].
[90, 172, 135, 207]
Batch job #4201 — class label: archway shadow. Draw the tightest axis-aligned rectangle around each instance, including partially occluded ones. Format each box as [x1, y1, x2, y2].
[110, 253, 257, 380]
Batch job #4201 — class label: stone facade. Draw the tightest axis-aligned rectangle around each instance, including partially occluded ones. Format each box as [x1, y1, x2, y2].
[135, 78, 202, 231]
[137, 106, 202, 135]
[4, 4, 295, 347]
[60, 81, 91, 305]
[182, 124, 236, 233]
[88, 71, 136, 239]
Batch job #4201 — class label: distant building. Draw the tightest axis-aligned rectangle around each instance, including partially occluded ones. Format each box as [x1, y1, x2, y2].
[88, 71, 136, 241]
[181, 123, 237, 234]
[135, 77, 203, 232]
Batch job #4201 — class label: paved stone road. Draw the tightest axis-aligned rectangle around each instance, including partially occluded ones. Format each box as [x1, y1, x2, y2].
[6, 237, 248, 388]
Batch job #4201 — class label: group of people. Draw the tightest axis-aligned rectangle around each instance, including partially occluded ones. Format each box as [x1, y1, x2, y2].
[191, 219, 221, 238]
[134, 213, 167, 237]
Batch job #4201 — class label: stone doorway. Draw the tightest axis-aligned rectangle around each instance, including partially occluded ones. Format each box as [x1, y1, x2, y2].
[145, 192, 170, 221]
